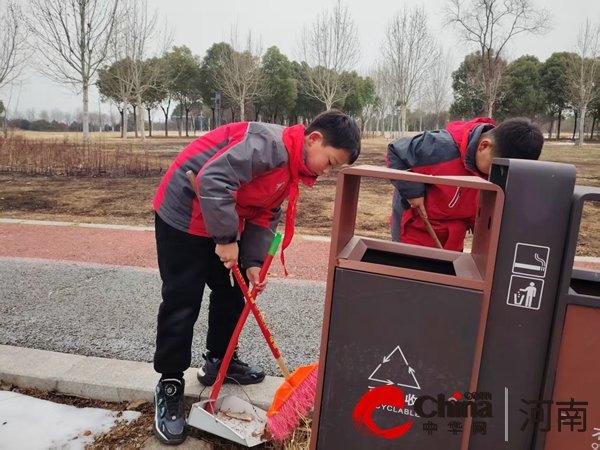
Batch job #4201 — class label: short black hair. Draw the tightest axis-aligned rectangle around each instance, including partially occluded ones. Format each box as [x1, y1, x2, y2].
[305, 109, 361, 164]
[490, 117, 544, 160]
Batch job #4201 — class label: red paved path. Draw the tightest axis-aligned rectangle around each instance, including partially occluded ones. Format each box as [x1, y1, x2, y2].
[1, 223, 599, 281]
[0, 223, 330, 281]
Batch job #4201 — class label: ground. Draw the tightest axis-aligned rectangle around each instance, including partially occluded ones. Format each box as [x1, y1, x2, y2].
[1, 133, 600, 254]
[0, 381, 310, 449]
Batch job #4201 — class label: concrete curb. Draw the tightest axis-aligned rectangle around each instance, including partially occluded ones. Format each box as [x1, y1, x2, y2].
[0, 345, 283, 413]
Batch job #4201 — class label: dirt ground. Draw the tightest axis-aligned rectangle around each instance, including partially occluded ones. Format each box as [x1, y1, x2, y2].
[0, 381, 309, 450]
[1, 134, 600, 255]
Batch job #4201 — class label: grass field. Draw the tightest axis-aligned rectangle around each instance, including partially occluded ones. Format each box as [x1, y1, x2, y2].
[1, 132, 599, 255]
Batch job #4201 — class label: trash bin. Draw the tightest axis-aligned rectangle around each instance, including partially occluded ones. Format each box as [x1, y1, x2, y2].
[533, 186, 600, 450]
[467, 159, 576, 450]
[309, 164, 506, 450]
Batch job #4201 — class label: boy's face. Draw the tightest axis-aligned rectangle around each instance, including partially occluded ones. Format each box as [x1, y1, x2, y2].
[475, 137, 494, 175]
[304, 131, 352, 176]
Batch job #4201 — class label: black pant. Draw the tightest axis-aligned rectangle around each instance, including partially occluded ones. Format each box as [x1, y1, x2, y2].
[153, 212, 247, 375]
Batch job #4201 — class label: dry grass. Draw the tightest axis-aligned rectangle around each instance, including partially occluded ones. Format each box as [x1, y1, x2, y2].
[1, 134, 600, 255]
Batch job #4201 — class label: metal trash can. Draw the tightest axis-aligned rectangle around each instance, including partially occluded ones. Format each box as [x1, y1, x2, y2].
[309, 165, 505, 450]
[466, 159, 576, 450]
[534, 186, 600, 450]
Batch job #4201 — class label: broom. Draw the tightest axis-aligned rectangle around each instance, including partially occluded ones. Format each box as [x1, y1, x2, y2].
[185, 170, 318, 440]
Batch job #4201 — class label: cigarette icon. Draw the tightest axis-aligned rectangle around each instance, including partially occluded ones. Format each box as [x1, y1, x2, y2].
[514, 253, 546, 272]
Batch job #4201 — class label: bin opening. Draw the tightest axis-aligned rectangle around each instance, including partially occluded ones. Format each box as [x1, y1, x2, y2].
[570, 278, 600, 296]
[361, 249, 457, 276]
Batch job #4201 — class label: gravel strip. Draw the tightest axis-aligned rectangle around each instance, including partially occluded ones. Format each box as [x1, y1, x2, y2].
[0, 258, 325, 377]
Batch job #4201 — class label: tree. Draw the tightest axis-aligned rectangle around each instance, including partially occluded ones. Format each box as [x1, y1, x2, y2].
[499, 55, 545, 120]
[567, 19, 600, 146]
[215, 26, 266, 122]
[111, 0, 170, 140]
[427, 47, 454, 129]
[164, 46, 202, 136]
[198, 43, 234, 129]
[343, 74, 379, 136]
[260, 47, 297, 123]
[297, 0, 360, 110]
[540, 52, 571, 138]
[0, 0, 28, 91]
[96, 58, 135, 137]
[288, 61, 323, 125]
[27, 0, 119, 141]
[444, 0, 551, 118]
[381, 5, 436, 136]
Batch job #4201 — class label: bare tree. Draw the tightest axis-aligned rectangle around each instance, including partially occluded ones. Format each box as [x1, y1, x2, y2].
[381, 5, 436, 137]
[110, 0, 171, 140]
[297, 0, 360, 110]
[27, 0, 119, 141]
[215, 25, 266, 122]
[370, 62, 392, 135]
[427, 47, 454, 129]
[444, 0, 550, 118]
[568, 19, 600, 146]
[0, 0, 28, 91]
[25, 108, 36, 121]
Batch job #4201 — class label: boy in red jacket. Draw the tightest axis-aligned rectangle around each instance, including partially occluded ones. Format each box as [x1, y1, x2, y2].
[151, 110, 361, 445]
[387, 117, 544, 250]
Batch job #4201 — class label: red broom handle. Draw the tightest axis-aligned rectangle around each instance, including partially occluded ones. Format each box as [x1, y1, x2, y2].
[206, 235, 289, 413]
[231, 263, 291, 378]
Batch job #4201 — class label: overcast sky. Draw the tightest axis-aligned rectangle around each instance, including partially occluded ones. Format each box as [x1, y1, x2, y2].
[4, 0, 600, 119]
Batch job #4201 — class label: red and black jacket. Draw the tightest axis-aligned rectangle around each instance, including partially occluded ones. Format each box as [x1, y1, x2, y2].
[386, 118, 497, 250]
[153, 122, 316, 270]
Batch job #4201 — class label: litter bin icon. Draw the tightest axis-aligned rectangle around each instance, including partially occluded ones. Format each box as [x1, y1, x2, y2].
[309, 165, 505, 450]
[534, 186, 600, 450]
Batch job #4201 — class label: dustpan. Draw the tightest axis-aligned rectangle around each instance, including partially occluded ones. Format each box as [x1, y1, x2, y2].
[188, 395, 269, 447]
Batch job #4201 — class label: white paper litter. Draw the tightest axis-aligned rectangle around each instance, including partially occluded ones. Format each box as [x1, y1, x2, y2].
[0, 391, 142, 450]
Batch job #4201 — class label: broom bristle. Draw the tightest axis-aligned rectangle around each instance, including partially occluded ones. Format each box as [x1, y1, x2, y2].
[267, 367, 318, 442]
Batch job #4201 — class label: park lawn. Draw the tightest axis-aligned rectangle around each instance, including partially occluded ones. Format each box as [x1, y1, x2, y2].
[1, 136, 599, 255]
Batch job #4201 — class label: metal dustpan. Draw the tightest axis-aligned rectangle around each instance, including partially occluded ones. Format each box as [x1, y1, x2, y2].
[187, 395, 269, 447]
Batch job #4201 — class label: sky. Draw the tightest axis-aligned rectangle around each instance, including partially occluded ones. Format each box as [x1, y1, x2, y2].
[4, 0, 600, 119]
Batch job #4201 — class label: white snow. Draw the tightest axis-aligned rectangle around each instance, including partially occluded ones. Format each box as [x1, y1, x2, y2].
[0, 391, 142, 450]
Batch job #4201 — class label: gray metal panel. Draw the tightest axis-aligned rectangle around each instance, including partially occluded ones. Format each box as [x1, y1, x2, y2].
[533, 185, 600, 450]
[316, 268, 483, 450]
[471, 159, 576, 450]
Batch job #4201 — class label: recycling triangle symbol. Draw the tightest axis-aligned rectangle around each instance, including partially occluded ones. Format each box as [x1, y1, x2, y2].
[368, 345, 421, 390]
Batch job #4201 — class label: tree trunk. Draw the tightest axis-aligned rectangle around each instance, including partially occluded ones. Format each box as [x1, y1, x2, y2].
[435, 113, 440, 130]
[557, 111, 563, 139]
[137, 94, 145, 141]
[572, 110, 578, 141]
[133, 106, 139, 138]
[591, 114, 597, 140]
[178, 103, 183, 137]
[147, 108, 153, 137]
[82, 83, 90, 141]
[548, 117, 554, 140]
[400, 103, 407, 137]
[3, 112, 8, 138]
[577, 105, 587, 146]
[122, 105, 128, 139]
[185, 109, 189, 137]
[239, 100, 245, 122]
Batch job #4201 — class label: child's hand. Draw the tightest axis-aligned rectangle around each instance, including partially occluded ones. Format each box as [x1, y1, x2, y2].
[247, 267, 267, 295]
[407, 197, 427, 218]
[215, 243, 238, 269]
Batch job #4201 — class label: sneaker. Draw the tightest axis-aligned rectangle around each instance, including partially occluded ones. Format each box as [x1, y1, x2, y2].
[197, 351, 265, 386]
[153, 378, 187, 445]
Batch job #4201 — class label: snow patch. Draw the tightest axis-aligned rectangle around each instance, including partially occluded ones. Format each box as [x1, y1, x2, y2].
[0, 391, 142, 450]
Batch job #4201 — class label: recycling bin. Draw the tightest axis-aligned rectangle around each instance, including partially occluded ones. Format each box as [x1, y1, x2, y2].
[309, 164, 506, 450]
[309, 159, 577, 450]
[533, 186, 600, 450]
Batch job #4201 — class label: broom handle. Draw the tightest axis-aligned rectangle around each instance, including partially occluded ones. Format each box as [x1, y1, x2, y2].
[230, 265, 292, 380]
[418, 208, 443, 249]
[186, 170, 289, 373]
